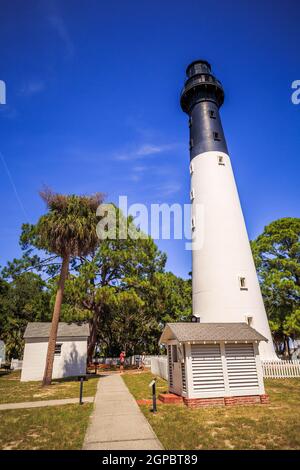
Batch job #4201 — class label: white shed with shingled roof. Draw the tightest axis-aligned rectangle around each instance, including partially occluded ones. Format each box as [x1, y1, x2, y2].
[159, 322, 269, 406]
[21, 322, 89, 382]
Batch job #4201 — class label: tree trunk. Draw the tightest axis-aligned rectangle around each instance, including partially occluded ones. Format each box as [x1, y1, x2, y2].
[287, 336, 291, 359]
[87, 314, 98, 364]
[283, 335, 290, 359]
[274, 340, 280, 356]
[42, 254, 70, 386]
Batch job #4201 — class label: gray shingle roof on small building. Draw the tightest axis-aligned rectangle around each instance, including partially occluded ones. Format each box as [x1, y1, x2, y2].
[159, 322, 268, 344]
[24, 322, 90, 339]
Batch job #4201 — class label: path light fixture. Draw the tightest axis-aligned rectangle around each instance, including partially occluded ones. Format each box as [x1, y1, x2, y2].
[78, 375, 88, 405]
[149, 378, 157, 413]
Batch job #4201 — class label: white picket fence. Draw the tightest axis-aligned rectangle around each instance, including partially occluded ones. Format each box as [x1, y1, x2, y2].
[150, 356, 168, 380]
[94, 355, 159, 367]
[262, 360, 300, 378]
[10, 359, 23, 370]
[150, 357, 300, 380]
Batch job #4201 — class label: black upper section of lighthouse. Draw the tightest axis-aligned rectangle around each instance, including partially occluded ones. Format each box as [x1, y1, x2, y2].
[180, 60, 228, 160]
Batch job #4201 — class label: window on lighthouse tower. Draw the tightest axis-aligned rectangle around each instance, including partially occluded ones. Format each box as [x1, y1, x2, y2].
[239, 277, 248, 290]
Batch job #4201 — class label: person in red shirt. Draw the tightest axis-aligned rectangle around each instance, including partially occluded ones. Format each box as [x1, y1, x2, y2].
[119, 351, 126, 374]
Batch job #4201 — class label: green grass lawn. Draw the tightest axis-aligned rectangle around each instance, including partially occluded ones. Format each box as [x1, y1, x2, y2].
[0, 404, 92, 450]
[123, 371, 300, 450]
[122, 371, 168, 400]
[0, 371, 99, 404]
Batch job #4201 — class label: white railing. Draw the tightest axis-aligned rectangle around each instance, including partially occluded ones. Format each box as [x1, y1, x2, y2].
[262, 360, 300, 378]
[150, 357, 300, 380]
[94, 355, 159, 367]
[11, 359, 23, 370]
[151, 356, 168, 380]
[127, 355, 161, 367]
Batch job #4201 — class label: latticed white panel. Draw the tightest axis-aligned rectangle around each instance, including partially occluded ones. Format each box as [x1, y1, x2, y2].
[191, 344, 225, 393]
[225, 343, 259, 390]
[167, 345, 173, 386]
[181, 362, 186, 392]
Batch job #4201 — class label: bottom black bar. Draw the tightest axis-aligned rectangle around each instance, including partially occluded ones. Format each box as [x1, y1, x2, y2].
[0, 450, 299, 466]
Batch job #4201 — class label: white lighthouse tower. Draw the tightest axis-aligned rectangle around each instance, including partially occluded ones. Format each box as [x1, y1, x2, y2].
[180, 60, 277, 360]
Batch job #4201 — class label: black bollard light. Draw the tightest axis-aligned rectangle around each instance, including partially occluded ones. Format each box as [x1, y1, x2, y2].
[78, 375, 87, 405]
[149, 378, 157, 413]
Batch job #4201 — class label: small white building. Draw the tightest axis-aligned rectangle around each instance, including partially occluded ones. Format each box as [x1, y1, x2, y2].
[159, 322, 269, 407]
[21, 322, 89, 382]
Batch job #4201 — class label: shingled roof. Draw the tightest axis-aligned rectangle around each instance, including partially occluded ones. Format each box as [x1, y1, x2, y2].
[159, 322, 268, 344]
[24, 322, 90, 339]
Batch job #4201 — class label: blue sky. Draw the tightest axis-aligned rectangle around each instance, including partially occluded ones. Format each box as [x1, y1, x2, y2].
[0, 0, 299, 278]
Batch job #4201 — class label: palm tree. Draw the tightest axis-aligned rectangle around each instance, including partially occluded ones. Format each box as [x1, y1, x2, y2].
[35, 188, 104, 386]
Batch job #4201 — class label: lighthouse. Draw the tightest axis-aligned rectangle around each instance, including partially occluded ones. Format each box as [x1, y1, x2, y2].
[180, 60, 277, 360]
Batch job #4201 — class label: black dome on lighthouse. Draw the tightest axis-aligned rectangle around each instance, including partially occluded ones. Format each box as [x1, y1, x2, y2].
[180, 59, 225, 114]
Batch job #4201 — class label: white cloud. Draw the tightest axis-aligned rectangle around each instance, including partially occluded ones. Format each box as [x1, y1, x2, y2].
[115, 142, 177, 161]
[130, 174, 142, 183]
[160, 183, 182, 197]
[132, 165, 147, 172]
[48, 14, 74, 58]
[0, 105, 18, 119]
[19, 80, 45, 97]
[136, 144, 174, 156]
[41, 0, 74, 59]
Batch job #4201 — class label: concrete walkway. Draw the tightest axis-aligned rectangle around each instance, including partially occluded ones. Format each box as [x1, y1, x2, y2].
[0, 396, 94, 411]
[83, 374, 163, 450]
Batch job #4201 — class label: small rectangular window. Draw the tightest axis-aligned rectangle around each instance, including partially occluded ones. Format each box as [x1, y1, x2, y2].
[189, 162, 194, 174]
[54, 343, 62, 356]
[239, 277, 248, 290]
[213, 132, 221, 141]
[209, 110, 216, 119]
[191, 217, 196, 230]
[218, 155, 225, 166]
[246, 316, 253, 326]
[190, 188, 195, 201]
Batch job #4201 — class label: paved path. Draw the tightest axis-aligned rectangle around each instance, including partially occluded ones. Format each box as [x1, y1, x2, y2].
[0, 396, 94, 411]
[83, 374, 163, 450]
